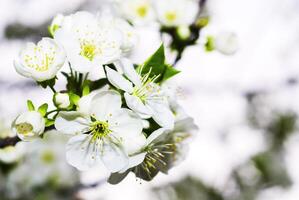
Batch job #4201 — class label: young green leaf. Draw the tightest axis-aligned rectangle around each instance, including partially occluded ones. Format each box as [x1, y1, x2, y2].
[27, 100, 35, 111]
[38, 103, 48, 117]
[139, 44, 166, 78]
[161, 64, 181, 83]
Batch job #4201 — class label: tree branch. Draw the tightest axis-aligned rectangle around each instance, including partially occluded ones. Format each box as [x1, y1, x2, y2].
[0, 136, 21, 148]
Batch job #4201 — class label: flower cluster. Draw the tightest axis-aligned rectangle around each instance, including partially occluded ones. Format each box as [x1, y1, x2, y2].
[11, 11, 197, 183]
[114, 0, 199, 27]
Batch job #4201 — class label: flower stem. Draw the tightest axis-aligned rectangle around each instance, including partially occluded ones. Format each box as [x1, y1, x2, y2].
[45, 109, 59, 117]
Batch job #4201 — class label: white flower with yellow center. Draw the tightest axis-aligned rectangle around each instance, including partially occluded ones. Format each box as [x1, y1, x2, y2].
[54, 90, 146, 172]
[14, 38, 66, 82]
[106, 58, 175, 129]
[116, 0, 156, 25]
[54, 11, 123, 78]
[11, 111, 45, 141]
[96, 12, 138, 54]
[154, 0, 199, 27]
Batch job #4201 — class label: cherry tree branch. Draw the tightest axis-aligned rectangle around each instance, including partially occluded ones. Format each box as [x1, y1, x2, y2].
[0, 136, 20, 148]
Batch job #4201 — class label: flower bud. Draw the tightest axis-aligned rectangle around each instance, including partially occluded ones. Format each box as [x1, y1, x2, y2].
[54, 93, 71, 109]
[215, 32, 239, 55]
[48, 14, 64, 36]
[12, 111, 45, 141]
[177, 26, 191, 40]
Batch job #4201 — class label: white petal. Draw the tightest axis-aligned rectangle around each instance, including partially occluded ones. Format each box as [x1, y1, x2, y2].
[119, 152, 146, 173]
[124, 93, 153, 118]
[106, 67, 133, 93]
[77, 87, 109, 114]
[146, 128, 167, 146]
[90, 91, 122, 120]
[87, 65, 106, 81]
[68, 54, 93, 73]
[66, 134, 101, 171]
[55, 111, 89, 135]
[122, 133, 146, 155]
[119, 58, 142, 87]
[13, 59, 31, 78]
[100, 140, 129, 173]
[109, 109, 145, 154]
[148, 101, 175, 129]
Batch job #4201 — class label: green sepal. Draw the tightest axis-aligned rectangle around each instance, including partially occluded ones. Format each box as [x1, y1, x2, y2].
[90, 116, 97, 122]
[108, 170, 131, 185]
[45, 119, 55, 127]
[69, 93, 80, 106]
[82, 84, 90, 96]
[27, 100, 35, 111]
[205, 36, 215, 52]
[37, 77, 56, 89]
[38, 103, 48, 117]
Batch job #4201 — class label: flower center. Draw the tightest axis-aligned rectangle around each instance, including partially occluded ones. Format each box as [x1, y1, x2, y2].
[16, 122, 33, 135]
[165, 11, 177, 22]
[23, 46, 56, 72]
[80, 41, 97, 61]
[89, 120, 111, 141]
[132, 69, 162, 103]
[136, 5, 148, 17]
[41, 150, 55, 164]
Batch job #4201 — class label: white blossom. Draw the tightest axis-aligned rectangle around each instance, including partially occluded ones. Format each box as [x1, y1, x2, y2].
[106, 58, 175, 129]
[154, 0, 199, 27]
[14, 38, 66, 82]
[55, 90, 146, 172]
[0, 143, 25, 164]
[11, 111, 45, 141]
[53, 11, 126, 79]
[115, 0, 156, 25]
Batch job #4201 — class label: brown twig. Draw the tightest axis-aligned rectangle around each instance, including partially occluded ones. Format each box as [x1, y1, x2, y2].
[0, 136, 21, 148]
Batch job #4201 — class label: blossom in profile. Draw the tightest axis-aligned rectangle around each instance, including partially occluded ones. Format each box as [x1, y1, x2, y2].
[12, 111, 45, 141]
[14, 38, 66, 82]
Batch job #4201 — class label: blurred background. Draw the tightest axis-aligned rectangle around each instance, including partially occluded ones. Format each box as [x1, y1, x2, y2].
[1, 0, 299, 199]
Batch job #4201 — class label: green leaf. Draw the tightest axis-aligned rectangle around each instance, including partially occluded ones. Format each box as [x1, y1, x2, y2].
[45, 119, 55, 127]
[69, 93, 80, 106]
[161, 64, 181, 82]
[82, 85, 90, 96]
[27, 100, 35, 111]
[139, 44, 166, 79]
[38, 103, 48, 117]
